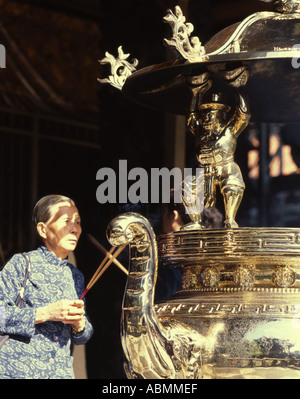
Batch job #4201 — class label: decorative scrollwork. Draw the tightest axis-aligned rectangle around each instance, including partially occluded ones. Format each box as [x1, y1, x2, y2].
[233, 266, 256, 289]
[182, 268, 199, 290]
[98, 46, 139, 90]
[163, 5, 205, 62]
[202, 267, 220, 288]
[272, 265, 296, 288]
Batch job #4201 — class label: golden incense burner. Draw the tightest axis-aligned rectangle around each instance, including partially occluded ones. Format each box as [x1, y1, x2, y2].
[101, 0, 300, 378]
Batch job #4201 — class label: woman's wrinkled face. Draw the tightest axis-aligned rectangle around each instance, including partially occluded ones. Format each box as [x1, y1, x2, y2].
[37, 201, 82, 259]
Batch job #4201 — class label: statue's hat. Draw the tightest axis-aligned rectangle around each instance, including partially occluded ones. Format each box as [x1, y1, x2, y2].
[200, 93, 231, 112]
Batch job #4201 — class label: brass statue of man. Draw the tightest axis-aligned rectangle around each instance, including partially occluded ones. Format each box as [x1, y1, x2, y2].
[187, 67, 250, 228]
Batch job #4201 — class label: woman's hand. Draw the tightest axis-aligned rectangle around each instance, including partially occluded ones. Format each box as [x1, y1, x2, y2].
[35, 299, 85, 326]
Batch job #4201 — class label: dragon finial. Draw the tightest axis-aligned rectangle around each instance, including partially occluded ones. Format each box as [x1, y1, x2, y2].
[163, 5, 205, 62]
[98, 46, 138, 90]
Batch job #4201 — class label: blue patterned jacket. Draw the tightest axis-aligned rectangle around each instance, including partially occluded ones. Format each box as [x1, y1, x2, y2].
[0, 246, 93, 379]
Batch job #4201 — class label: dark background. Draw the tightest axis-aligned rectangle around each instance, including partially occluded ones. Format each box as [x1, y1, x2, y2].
[0, 0, 300, 379]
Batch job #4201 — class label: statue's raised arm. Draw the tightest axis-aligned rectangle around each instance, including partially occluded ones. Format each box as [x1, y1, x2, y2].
[185, 66, 251, 228]
[186, 72, 213, 136]
[223, 66, 251, 137]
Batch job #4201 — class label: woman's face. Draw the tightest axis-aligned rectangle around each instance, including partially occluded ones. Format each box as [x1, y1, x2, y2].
[38, 201, 82, 259]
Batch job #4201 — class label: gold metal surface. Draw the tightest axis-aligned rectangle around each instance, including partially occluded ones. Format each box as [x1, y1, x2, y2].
[186, 67, 250, 228]
[275, 0, 300, 13]
[158, 227, 300, 292]
[107, 214, 300, 379]
[103, 2, 300, 379]
[113, 5, 300, 123]
[107, 213, 224, 379]
[181, 173, 205, 230]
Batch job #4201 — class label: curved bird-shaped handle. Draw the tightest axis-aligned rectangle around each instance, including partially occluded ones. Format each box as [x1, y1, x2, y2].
[106, 212, 225, 379]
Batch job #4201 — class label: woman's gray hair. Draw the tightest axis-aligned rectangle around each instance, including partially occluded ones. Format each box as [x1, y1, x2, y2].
[32, 194, 76, 226]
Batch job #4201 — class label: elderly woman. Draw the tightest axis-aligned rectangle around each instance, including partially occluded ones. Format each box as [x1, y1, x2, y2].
[0, 194, 93, 379]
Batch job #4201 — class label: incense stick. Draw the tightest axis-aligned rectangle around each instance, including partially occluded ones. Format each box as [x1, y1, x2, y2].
[86, 246, 116, 290]
[80, 245, 126, 299]
[87, 234, 128, 276]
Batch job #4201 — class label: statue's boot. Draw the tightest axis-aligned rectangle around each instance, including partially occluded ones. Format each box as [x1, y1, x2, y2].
[222, 186, 244, 228]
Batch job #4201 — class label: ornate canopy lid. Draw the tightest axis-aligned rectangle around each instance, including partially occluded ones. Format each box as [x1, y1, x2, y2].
[99, 1, 300, 123]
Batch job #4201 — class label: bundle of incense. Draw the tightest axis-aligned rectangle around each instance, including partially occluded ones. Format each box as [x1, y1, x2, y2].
[87, 234, 128, 276]
[80, 245, 126, 299]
